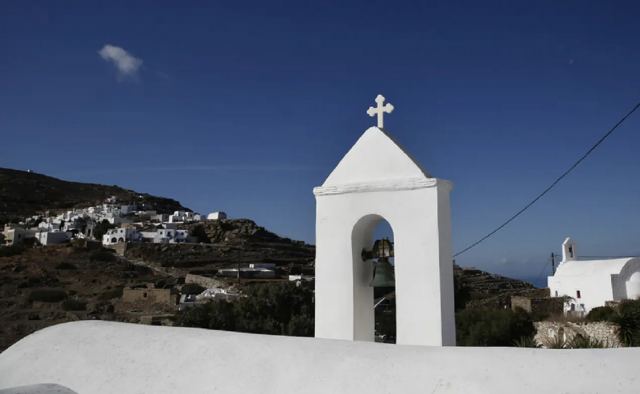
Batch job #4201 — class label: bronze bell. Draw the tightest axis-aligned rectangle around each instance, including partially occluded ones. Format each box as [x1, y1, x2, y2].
[362, 238, 394, 261]
[362, 238, 395, 288]
[370, 257, 395, 288]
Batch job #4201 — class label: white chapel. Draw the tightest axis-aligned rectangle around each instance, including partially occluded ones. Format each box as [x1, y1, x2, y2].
[548, 237, 640, 315]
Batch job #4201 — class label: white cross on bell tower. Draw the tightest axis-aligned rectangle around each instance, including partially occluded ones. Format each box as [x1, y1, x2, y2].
[367, 94, 394, 129]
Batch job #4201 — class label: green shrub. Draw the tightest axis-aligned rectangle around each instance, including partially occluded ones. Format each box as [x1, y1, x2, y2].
[0, 244, 25, 257]
[177, 282, 314, 337]
[568, 334, 605, 348]
[89, 248, 116, 262]
[586, 306, 617, 322]
[55, 262, 77, 270]
[179, 300, 237, 331]
[582, 300, 640, 346]
[93, 220, 116, 241]
[29, 288, 67, 303]
[514, 336, 539, 348]
[613, 300, 640, 346]
[456, 308, 535, 346]
[190, 225, 210, 243]
[62, 299, 87, 311]
[454, 275, 471, 311]
[543, 334, 568, 349]
[98, 287, 124, 301]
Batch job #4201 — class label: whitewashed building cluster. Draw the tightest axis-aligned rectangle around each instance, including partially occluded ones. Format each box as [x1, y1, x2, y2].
[1, 195, 227, 248]
[168, 211, 203, 223]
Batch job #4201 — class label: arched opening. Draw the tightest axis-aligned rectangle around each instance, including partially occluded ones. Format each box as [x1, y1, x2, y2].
[111, 237, 117, 243]
[351, 215, 396, 343]
[118, 237, 125, 243]
[626, 271, 640, 300]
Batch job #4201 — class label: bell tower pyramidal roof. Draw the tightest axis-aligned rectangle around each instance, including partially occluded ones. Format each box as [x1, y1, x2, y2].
[320, 126, 432, 188]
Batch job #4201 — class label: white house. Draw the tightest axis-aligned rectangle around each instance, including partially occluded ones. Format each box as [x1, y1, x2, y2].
[168, 211, 200, 223]
[2, 225, 33, 246]
[156, 228, 190, 243]
[38, 220, 62, 232]
[548, 237, 640, 315]
[35, 230, 69, 246]
[102, 227, 141, 246]
[120, 204, 135, 215]
[207, 211, 227, 220]
[140, 228, 190, 244]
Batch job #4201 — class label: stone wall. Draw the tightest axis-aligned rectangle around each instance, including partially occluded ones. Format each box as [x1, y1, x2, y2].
[511, 296, 564, 316]
[106, 243, 127, 256]
[121, 288, 175, 305]
[534, 321, 621, 348]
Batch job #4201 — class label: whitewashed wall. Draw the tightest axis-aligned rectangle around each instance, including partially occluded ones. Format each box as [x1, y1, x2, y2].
[1, 321, 640, 394]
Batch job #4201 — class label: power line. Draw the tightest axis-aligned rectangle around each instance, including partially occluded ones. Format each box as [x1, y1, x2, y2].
[581, 255, 640, 259]
[454, 100, 640, 257]
[534, 259, 552, 285]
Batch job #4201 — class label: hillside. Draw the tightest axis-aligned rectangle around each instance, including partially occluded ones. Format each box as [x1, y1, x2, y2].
[0, 241, 170, 352]
[0, 168, 188, 224]
[125, 219, 315, 270]
[454, 266, 544, 309]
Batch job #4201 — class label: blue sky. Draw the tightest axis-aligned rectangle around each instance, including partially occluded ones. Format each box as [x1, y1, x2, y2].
[1, 1, 639, 283]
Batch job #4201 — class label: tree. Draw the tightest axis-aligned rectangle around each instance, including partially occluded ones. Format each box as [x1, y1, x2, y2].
[190, 224, 209, 243]
[176, 282, 314, 337]
[93, 219, 115, 241]
[586, 306, 617, 322]
[454, 274, 471, 311]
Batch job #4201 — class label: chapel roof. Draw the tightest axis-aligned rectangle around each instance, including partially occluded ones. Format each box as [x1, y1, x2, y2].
[553, 257, 640, 277]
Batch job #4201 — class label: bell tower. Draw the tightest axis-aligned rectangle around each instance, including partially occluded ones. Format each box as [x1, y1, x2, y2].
[561, 237, 577, 263]
[313, 95, 455, 346]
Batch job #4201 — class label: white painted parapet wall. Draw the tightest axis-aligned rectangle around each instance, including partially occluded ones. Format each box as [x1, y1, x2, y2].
[1, 321, 640, 394]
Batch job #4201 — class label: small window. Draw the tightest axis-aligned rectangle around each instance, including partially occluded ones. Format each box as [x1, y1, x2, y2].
[570, 303, 575, 311]
[143, 292, 147, 298]
[555, 291, 558, 297]
[568, 246, 574, 258]
[576, 290, 581, 299]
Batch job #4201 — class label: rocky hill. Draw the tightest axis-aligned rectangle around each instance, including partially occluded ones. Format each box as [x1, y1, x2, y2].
[0, 168, 188, 224]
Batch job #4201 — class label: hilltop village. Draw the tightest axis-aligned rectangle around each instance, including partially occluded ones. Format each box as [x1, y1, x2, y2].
[0, 173, 318, 351]
[2, 195, 225, 247]
[3, 197, 302, 281]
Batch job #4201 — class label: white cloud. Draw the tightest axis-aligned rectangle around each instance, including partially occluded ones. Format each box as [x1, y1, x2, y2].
[98, 44, 142, 78]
